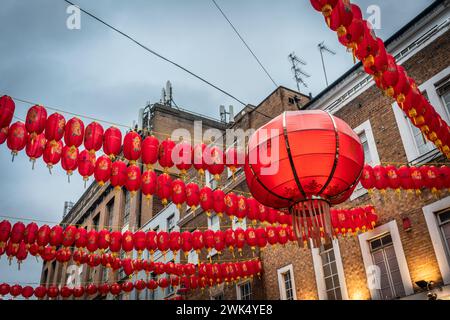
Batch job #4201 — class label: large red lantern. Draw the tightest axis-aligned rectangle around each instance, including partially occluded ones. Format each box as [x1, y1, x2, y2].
[245, 111, 364, 247]
[193, 143, 208, 176]
[110, 160, 128, 191]
[64, 117, 85, 148]
[123, 131, 142, 164]
[213, 189, 226, 219]
[173, 140, 193, 176]
[26, 133, 46, 169]
[207, 146, 225, 181]
[186, 182, 200, 211]
[103, 126, 122, 160]
[43, 140, 63, 173]
[200, 186, 214, 216]
[142, 135, 160, 171]
[156, 173, 172, 206]
[26, 105, 47, 137]
[78, 149, 96, 185]
[172, 179, 186, 209]
[84, 122, 104, 154]
[158, 138, 176, 172]
[141, 169, 157, 202]
[0, 95, 15, 128]
[7, 122, 28, 161]
[328, 0, 353, 37]
[61, 145, 79, 181]
[45, 113, 65, 142]
[126, 164, 142, 196]
[94, 155, 112, 186]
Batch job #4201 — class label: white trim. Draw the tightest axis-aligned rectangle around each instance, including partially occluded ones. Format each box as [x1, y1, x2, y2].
[358, 220, 414, 300]
[351, 119, 381, 200]
[235, 280, 252, 300]
[393, 66, 450, 163]
[422, 196, 450, 285]
[277, 264, 297, 300]
[311, 239, 349, 300]
[207, 213, 220, 258]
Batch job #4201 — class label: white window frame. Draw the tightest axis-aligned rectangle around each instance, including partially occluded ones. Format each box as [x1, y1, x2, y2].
[277, 264, 297, 300]
[350, 119, 380, 200]
[236, 280, 252, 300]
[393, 66, 450, 163]
[205, 171, 218, 190]
[358, 220, 413, 300]
[311, 239, 349, 300]
[207, 213, 220, 258]
[187, 249, 199, 265]
[422, 196, 450, 285]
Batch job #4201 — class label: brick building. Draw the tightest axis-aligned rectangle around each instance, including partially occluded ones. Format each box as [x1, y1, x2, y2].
[42, 0, 450, 301]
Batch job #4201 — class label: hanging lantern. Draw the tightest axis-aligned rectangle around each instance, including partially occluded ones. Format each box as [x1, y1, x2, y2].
[158, 277, 169, 289]
[203, 229, 215, 256]
[193, 143, 208, 177]
[110, 283, 122, 296]
[7, 122, 28, 161]
[10, 222, 25, 250]
[373, 165, 388, 192]
[74, 227, 88, 252]
[97, 229, 110, 253]
[224, 192, 238, 221]
[200, 186, 214, 216]
[109, 231, 122, 255]
[157, 231, 170, 257]
[98, 284, 110, 296]
[173, 140, 193, 176]
[26, 133, 46, 169]
[328, 0, 354, 37]
[393, 66, 411, 106]
[23, 222, 38, 246]
[60, 145, 78, 182]
[146, 230, 158, 259]
[380, 55, 399, 97]
[246, 197, 259, 226]
[397, 165, 414, 193]
[266, 226, 278, 246]
[64, 117, 85, 148]
[386, 165, 401, 195]
[36, 224, 51, 249]
[133, 230, 146, 258]
[410, 166, 423, 194]
[49, 225, 63, 248]
[360, 164, 375, 191]
[103, 126, 122, 160]
[234, 228, 246, 255]
[86, 284, 98, 296]
[84, 122, 104, 154]
[43, 140, 63, 173]
[141, 169, 157, 203]
[21, 286, 34, 300]
[0, 95, 15, 128]
[169, 231, 181, 256]
[9, 285, 23, 298]
[355, 24, 379, 69]
[156, 173, 172, 206]
[181, 231, 192, 258]
[258, 204, 268, 225]
[235, 195, 248, 223]
[266, 208, 278, 225]
[186, 182, 200, 211]
[213, 189, 226, 219]
[224, 228, 236, 255]
[16, 241, 28, 267]
[338, 4, 364, 62]
[255, 227, 267, 250]
[141, 135, 159, 171]
[126, 164, 142, 196]
[25, 105, 47, 138]
[192, 229, 204, 254]
[158, 138, 176, 172]
[135, 280, 146, 292]
[122, 230, 134, 254]
[78, 149, 96, 186]
[172, 179, 186, 210]
[86, 230, 98, 253]
[94, 155, 112, 186]
[45, 113, 66, 143]
[123, 131, 142, 164]
[440, 166, 450, 190]
[122, 258, 134, 277]
[245, 227, 257, 253]
[277, 226, 289, 246]
[110, 160, 128, 191]
[207, 146, 225, 181]
[147, 279, 158, 291]
[310, 0, 338, 25]
[0, 126, 8, 145]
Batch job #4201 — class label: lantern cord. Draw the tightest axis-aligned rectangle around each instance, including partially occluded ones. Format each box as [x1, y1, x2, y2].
[62, 0, 247, 107]
[210, 0, 278, 88]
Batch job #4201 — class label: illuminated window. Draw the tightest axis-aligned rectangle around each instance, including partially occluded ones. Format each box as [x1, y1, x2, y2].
[320, 244, 342, 300]
[277, 264, 296, 300]
[237, 281, 252, 300]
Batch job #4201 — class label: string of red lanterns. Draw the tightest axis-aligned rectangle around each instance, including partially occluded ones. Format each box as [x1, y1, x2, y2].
[309, 0, 450, 159]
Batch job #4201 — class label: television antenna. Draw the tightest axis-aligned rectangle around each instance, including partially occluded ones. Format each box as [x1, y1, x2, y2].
[288, 52, 310, 94]
[318, 42, 336, 87]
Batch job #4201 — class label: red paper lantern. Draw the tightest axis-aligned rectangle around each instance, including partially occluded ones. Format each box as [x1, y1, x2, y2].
[98, 283, 110, 296]
[61, 145, 79, 180]
[86, 230, 98, 253]
[213, 189, 226, 219]
[386, 165, 401, 191]
[157, 231, 170, 255]
[109, 231, 122, 254]
[21, 286, 34, 299]
[328, 0, 353, 37]
[36, 224, 50, 249]
[192, 229, 204, 254]
[235, 195, 248, 222]
[207, 146, 225, 181]
[310, 0, 338, 21]
[123, 131, 142, 164]
[398, 165, 414, 191]
[381, 55, 399, 97]
[103, 126, 122, 160]
[234, 228, 246, 254]
[75, 227, 88, 251]
[135, 280, 146, 292]
[60, 286, 73, 299]
[355, 25, 379, 69]
[141, 169, 157, 202]
[258, 204, 268, 224]
[214, 230, 225, 254]
[0, 126, 8, 145]
[141, 135, 159, 170]
[193, 143, 208, 176]
[173, 140, 193, 175]
[158, 277, 169, 289]
[156, 173, 172, 206]
[0, 95, 15, 128]
[186, 182, 200, 211]
[266, 226, 278, 246]
[158, 138, 176, 171]
[126, 164, 142, 196]
[170, 231, 182, 255]
[277, 226, 289, 246]
[49, 225, 63, 248]
[246, 197, 259, 225]
[255, 227, 267, 249]
[224, 192, 238, 221]
[47, 286, 59, 299]
[7, 122, 28, 160]
[178, 234, 192, 259]
[26, 105, 47, 137]
[204, 229, 215, 254]
[122, 259, 134, 277]
[372, 165, 388, 191]
[10, 222, 25, 247]
[147, 279, 158, 291]
[23, 222, 38, 245]
[110, 283, 122, 296]
[133, 230, 146, 257]
[122, 230, 134, 253]
[360, 164, 375, 190]
[410, 167, 423, 193]
[26, 133, 46, 168]
[440, 166, 450, 189]
[45, 113, 65, 143]
[43, 140, 63, 172]
[9, 284, 22, 298]
[94, 155, 112, 186]
[172, 179, 186, 209]
[224, 228, 236, 255]
[64, 117, 84, 148]
[110, 160, 128, 191]
[200, 186, 214, 216]
[97, 229, 110, 252]
[146, 230, 158, 257]
[245, 227, 257, 252]
[84, 122, 104, 153]
[86, 284, 98, 296]
[338, 4, 364, 59]
[78, 149, 96, 184]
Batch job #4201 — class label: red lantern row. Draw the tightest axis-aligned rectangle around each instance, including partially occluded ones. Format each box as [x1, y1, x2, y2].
[361, 164, 450, 194]
[310, 0, 450, 158]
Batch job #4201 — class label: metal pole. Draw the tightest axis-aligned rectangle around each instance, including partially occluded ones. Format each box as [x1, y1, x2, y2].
[320, 49, 329, 87]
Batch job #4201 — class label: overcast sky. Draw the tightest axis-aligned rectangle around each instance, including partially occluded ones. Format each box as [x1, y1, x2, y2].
[0, 0, 434, 289]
